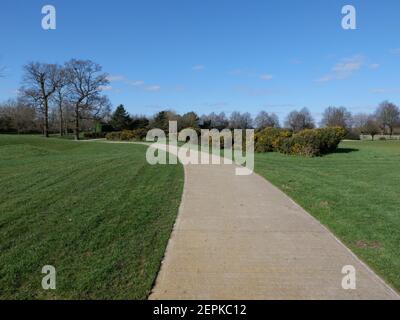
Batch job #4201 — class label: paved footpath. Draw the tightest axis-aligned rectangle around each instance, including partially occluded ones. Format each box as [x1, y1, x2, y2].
[145, 144, 399, 300]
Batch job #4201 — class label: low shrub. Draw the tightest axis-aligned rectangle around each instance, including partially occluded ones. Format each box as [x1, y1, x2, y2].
[105, 132, 122, 141]
[106, 129, 148, 142]
[277, 127, 346, 157]
[206, 129, 257, 151]
[120, 130, 136, 141]
[318, 127, 346, 153]
[133, 128, 148, 141]
[83, 132, 107, 139]
[254, 128, 292, 153]
[282, 129, 322, 156]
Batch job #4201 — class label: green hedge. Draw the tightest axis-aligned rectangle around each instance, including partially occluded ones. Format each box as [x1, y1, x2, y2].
[83, 132, 107, 139]
[255, 127, 346, 156]
[105, 129, 148, 141]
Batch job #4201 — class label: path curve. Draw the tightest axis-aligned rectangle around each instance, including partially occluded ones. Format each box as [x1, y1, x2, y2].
[145, 143, 398, 300]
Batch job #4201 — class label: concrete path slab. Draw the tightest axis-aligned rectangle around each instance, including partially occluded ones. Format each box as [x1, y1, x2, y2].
[146, 144, 399, 300]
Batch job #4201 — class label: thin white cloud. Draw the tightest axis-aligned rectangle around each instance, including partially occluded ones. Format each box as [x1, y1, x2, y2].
[332, 56, 363, 75]
[128, 80, 145, 87]
[260, 74, 273, 81]
[192, 65, 205, 71]
[144, 85, 161, 92]
[229, 69, 274, 81]
[107, 75, 125, 82]
[369, 63, 380, 69]
[316, 75, 332, 83]
[316, 55, 365, 83]
[370, 88, 400, 94]
[107, 75, 160, 92]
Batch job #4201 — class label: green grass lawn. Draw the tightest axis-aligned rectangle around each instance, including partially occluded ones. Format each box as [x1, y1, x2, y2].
[0, 135, 184, 299]
[254, 140, 400, 292]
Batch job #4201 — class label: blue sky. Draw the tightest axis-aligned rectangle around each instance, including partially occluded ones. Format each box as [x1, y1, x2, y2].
[1, 0, 400, 123]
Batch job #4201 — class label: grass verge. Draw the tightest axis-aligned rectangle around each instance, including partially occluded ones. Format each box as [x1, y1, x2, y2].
[254, 140, 400, 292]
[0, 135, 184, 299]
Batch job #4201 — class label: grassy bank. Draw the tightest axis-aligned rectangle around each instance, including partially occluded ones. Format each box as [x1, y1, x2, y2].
[0, 135, 184, 299]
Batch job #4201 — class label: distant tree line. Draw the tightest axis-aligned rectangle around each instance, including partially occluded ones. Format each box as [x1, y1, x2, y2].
[124, 103, 399, 141]
[2, 99, 400, 141]
[1, 61, 399, 140]
[280, 103, 400, 140]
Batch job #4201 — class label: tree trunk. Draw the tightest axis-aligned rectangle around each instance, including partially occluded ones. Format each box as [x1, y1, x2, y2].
[59, 103, 64, 136]
[65, 119, 68, 135]
[44, 99, 49, 138]
[40, 80, 49, 138]
[74, 105, 80, 140]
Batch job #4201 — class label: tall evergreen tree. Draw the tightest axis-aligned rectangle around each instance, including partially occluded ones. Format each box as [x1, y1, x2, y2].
[151, 111, 170, 132]
[111, 104, 131, 131]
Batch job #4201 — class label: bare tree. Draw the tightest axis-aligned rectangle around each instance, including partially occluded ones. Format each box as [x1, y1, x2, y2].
[320, 106, 353, 129]
[201, 112, 229, 130]
[0, 99, 38, 133]
[93, 96, 112, 132]
[229, 111, 253, 129]
[284, 108, 315, 132]
[352, 113, 369, 131]
[20, 62, 63, 137]
[62, 102, 75, 135]
[375, 101, 400, 136]
[0, 100, 13, 132]
[82, 95, 112, 128]
[351, 113, 380, 140]
[363, 117, 380, 141]
[64, 59, 109, 140]
[51, 68, 69, 136]
[254, 111, 280, 130]
[180, 112, 200, 130]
